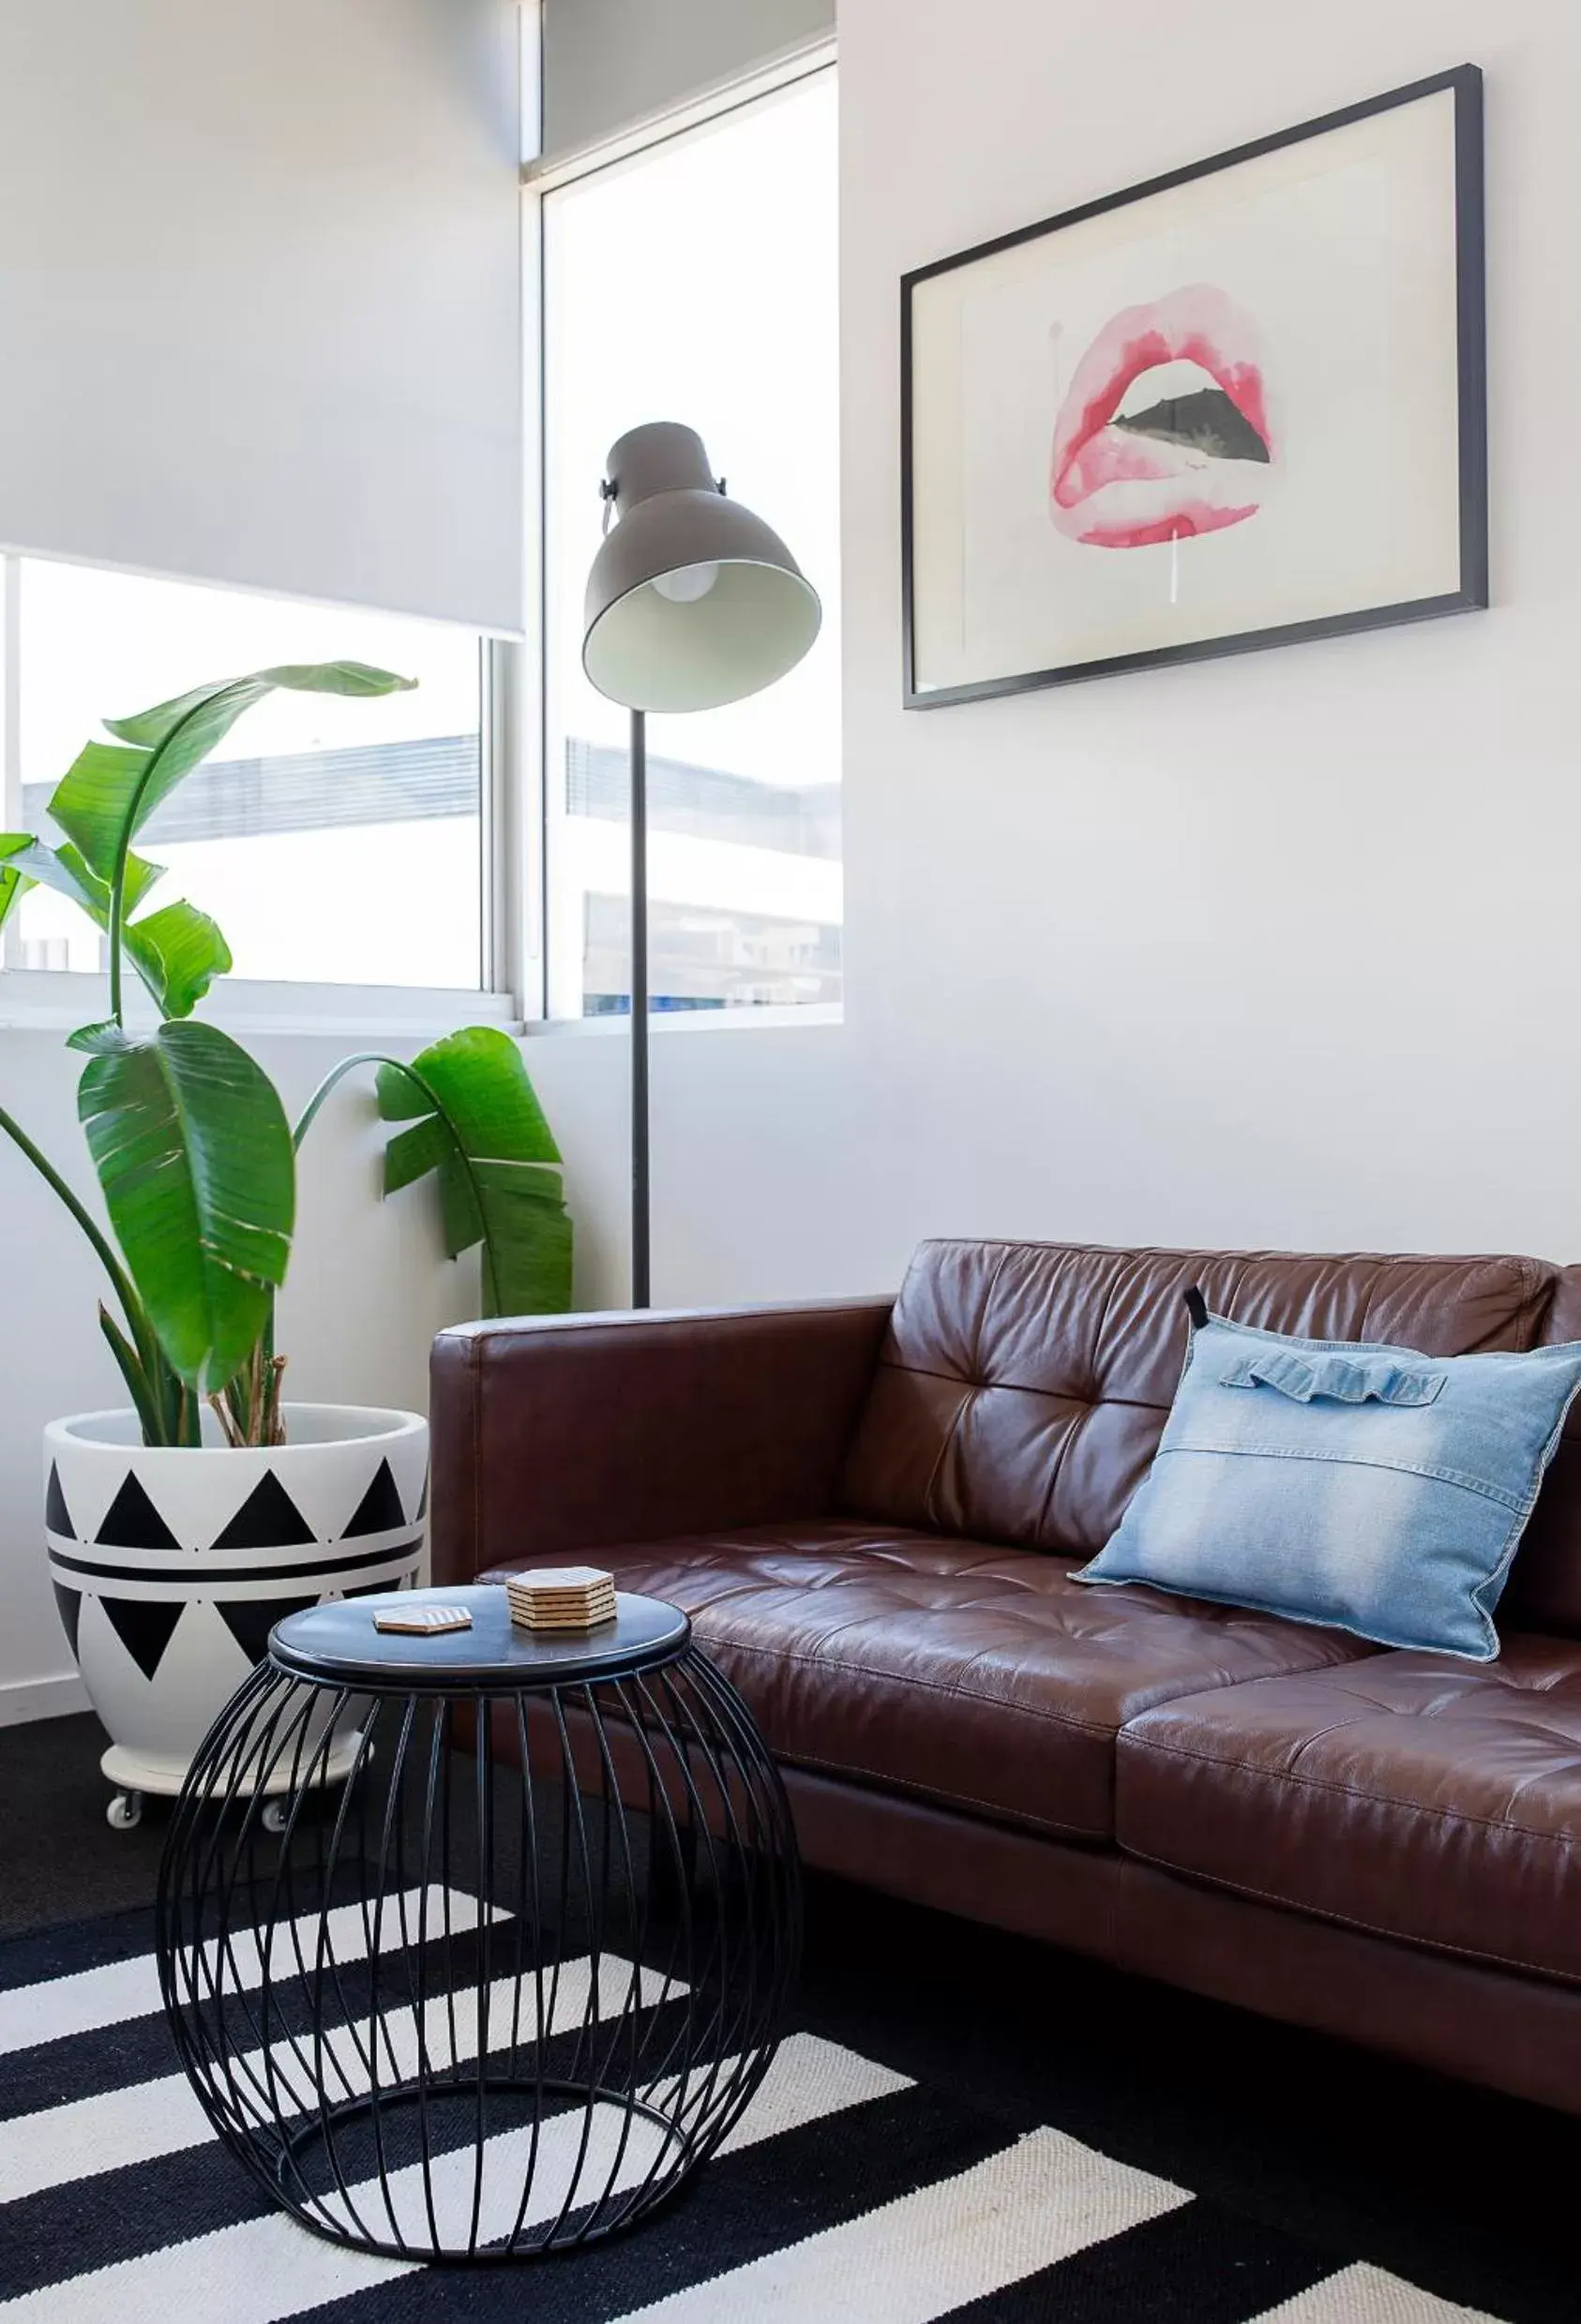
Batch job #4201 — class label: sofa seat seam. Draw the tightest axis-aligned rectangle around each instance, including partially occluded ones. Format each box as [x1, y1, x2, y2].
[1122, 1730, 1581, 1849]
[873, 1353, 1169, 1414]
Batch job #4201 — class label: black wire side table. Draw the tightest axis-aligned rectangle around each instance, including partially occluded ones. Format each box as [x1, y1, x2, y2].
[155, 1583, 801, 2263]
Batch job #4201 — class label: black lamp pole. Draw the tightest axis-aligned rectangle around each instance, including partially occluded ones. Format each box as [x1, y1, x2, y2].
[629, 705, 651, 1309]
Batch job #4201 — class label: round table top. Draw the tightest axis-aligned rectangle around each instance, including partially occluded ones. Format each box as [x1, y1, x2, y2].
[268, 1583, 690, 1693]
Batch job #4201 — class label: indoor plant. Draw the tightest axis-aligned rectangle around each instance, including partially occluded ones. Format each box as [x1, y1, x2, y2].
[0, 661, 572, 1824]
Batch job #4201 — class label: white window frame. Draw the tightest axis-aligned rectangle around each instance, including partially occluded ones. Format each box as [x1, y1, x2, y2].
[519, 24, 843, 1040]
[0, 549, 520, 1036]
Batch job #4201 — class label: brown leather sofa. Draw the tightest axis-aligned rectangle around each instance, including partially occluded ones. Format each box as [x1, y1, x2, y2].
[430, 1239, 1581, 2117]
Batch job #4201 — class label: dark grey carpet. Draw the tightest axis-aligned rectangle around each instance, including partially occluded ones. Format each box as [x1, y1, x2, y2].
[0, 1710, 167, 1932]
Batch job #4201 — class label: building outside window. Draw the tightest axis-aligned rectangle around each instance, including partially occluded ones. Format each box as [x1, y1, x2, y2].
[4, 558, 485, 994]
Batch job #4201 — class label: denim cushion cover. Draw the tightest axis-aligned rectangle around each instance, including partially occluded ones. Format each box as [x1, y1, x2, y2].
[1073, 1307, 1581, 1660]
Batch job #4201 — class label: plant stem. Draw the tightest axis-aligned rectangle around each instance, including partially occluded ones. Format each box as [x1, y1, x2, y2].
[207, 1390, 247, 1449]
[292, 1053, 392, 1148]
[0, 1097, 191, 1444]
[264, 1354, 287, 1447]
[98, 1303, 164, 1445]
[258, 1300, 286, 1445]
[107, 886, 123, 1024]
[0, 1101, 144, 1334]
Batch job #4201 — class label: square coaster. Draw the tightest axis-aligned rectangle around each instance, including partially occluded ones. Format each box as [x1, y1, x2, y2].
[373, 1606, 474, 1636]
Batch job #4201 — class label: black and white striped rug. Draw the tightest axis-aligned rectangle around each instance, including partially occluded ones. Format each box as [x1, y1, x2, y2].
[0, 1894, 1505, 2322]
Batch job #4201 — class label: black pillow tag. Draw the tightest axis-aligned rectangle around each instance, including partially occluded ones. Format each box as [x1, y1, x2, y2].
[1182, 1286, 1210, 1330]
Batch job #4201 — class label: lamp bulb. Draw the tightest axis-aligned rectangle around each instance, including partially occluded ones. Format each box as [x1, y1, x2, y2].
[652, 562, 720, 605]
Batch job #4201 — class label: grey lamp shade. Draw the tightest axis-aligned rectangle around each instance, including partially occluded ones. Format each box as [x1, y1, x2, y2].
[582, 423, 821, 713]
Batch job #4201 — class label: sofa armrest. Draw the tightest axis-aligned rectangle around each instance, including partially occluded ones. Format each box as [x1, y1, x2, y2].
[429, 1297, 894, 1587]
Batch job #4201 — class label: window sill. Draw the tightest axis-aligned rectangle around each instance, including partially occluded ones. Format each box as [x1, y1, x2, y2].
[0, 970, 520, 1042]
[523, 1003, 843, 1038]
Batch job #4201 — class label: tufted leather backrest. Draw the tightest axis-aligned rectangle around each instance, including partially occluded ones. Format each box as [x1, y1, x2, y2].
[840, 1239, 1558, 1563]
[1502, 1265, 1581, 1634]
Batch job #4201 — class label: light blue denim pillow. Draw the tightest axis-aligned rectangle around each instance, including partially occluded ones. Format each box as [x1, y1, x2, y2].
[1073, 1302, 1581, 1660]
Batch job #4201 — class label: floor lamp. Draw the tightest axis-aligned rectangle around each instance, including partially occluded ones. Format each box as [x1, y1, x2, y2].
[580, 422, 822, 1308]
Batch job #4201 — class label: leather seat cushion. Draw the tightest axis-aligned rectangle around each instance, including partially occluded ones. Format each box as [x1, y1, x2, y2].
[1116, 1637, 1581, 1984]
[481, 1522, 1372, 1841]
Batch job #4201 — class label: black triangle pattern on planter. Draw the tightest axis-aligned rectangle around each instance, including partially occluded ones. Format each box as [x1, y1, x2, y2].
[210, 1472, 317, 1552]
[342, 1460, 405, 1538]
[97, 1474, 180, 1552]
[416, 1471, 429, 1521]
[99, 1597, 185, 1681]
[45, 1463, 74, 1540]
[217, 1595, 321, 1670]
[53, 1583, 83, 1660]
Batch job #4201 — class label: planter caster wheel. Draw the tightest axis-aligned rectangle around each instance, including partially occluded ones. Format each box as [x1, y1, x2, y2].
[106, 1791, 143, 1831]
[260, 1798, 290, 1837]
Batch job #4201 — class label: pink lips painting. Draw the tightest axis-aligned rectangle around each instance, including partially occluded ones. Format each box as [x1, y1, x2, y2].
[901, 67, 1483, 705]
[1049, 284, 1273, 549]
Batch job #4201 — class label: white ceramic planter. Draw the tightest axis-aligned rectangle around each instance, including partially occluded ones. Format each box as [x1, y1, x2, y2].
[44, 1403, 428, 1824]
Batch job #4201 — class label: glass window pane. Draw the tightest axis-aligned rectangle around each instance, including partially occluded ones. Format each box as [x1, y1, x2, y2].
[14, 560, 483, 989]
[543, 71, 841, 1017]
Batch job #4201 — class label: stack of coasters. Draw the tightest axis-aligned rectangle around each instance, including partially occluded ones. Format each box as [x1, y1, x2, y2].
[506, 1566, 617, 1632]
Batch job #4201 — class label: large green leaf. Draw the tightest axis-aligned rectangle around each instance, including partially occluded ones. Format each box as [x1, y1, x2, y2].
[57, 841, 229, 1015]
[105, 660, 415, 752]
[122, 902, 233, 1020]
[375, 1027, 572, 1317]
[0, 834, 160, 934]
[77, 1021, 295, 1392]
[50, 841, 164, 920]
[45, 746, 158, 883]
[0, 831, 149, 935]
[0, 834, 225, 1017]
[0, 835, 33, 937]
[49, 662, 415, 881]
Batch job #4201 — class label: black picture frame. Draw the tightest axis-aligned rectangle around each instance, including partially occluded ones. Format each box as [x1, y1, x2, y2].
[900, 64, 1487, 711]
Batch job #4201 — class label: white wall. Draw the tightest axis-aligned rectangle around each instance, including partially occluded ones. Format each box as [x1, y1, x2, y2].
[835, 0, 1581, 1270]
[524, 1020, 881, 1310]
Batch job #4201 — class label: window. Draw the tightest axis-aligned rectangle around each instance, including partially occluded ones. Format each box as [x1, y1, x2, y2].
[4, 559, 485, 991]
[0, 59, 840, 1027]
[540, 68, 841, 1018]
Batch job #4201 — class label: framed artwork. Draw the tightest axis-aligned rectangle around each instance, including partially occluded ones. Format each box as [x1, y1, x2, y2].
[901, 66, 1486, 708]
